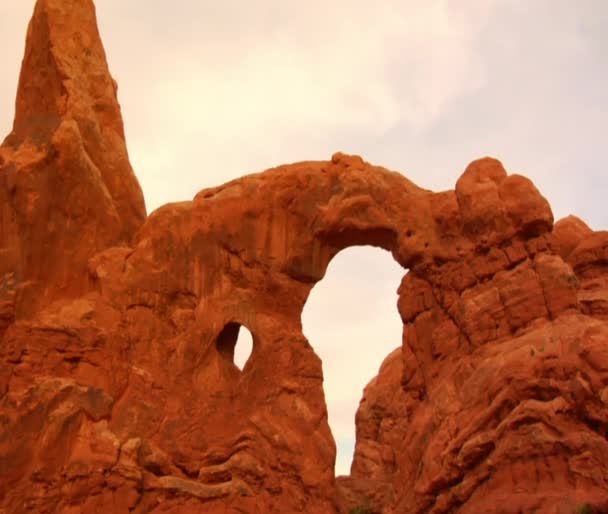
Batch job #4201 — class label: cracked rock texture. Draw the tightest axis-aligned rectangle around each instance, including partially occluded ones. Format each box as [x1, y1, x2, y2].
[1, 1, 608, 513]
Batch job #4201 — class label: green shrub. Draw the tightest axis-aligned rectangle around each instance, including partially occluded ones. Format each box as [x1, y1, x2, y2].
[575, 503, 593, 514]
[349, 505, 371, 514]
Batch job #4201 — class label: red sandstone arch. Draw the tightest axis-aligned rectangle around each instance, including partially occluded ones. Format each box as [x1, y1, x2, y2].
[1, 1, 608, 513]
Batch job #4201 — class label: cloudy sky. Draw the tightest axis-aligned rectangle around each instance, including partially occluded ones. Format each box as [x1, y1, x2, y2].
[0, 1, 606, 475]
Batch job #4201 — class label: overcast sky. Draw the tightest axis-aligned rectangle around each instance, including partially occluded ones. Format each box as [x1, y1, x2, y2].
[1, 1, 606, 475]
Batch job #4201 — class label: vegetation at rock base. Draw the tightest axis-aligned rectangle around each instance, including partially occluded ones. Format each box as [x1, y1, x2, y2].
[349, 504, 372, 514]
[574, 503, 593, 514]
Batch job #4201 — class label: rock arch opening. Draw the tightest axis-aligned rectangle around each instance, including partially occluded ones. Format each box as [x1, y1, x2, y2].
[215, 322, 254, 371]
[301, 246, 405, 476]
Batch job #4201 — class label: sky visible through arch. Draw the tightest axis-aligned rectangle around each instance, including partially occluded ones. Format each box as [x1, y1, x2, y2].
[300, 247, 404, 475]
[1, 0, 606, 476]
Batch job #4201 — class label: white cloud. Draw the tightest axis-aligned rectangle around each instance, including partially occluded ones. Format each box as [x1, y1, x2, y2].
[302, 247, 404, 475]
[0, 3, 34, 138]
[91, 0, 494, 210]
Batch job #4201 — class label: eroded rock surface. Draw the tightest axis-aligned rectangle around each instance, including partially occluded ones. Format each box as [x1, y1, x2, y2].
[1, 1, 608, 513]
[0, 0, 146, 320]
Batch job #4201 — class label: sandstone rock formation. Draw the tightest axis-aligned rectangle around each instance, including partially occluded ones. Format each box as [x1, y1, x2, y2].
[0, 0, 146, 321]
[1, 1, 608, 513]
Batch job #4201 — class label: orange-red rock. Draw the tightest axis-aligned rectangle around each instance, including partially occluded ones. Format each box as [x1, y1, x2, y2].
[0, 0, 146, 320]
[1, 2, 608, 514]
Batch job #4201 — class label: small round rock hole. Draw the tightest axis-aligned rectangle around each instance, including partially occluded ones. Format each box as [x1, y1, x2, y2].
[215, 322, 253, 371]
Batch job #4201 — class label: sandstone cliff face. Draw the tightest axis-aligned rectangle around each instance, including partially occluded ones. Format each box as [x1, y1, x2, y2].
[0, 0, 146, 320]
[346, 212, 608, 514]
[1, 2, 608, 514]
